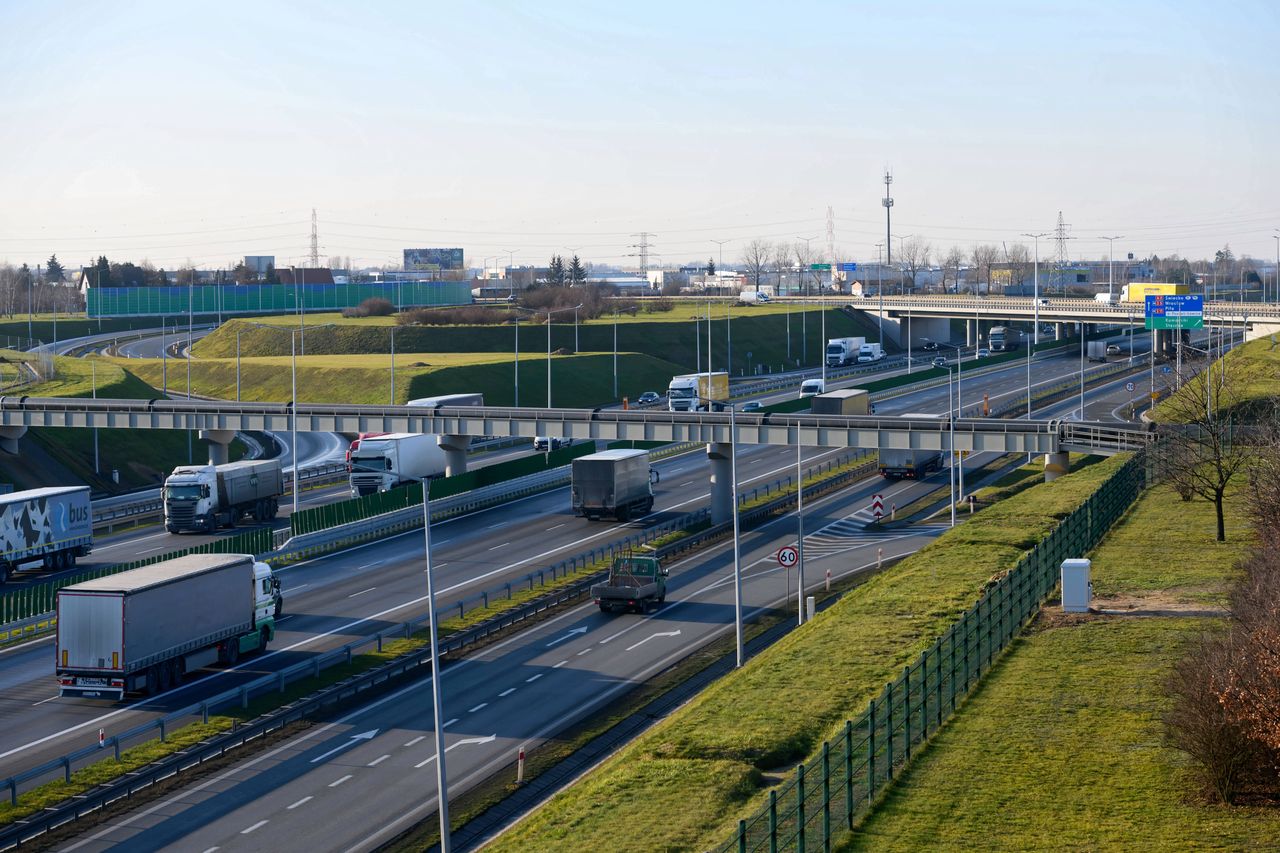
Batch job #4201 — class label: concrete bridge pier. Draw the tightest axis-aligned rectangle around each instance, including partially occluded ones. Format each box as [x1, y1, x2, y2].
[199, 429, 237, 465]
[1055, 323, 1066, 341]
[707, 442, 734, 525]
[1044, 451, 1069, 482]
[0, 425, 26, 455]
[438, 434, 472, 477]
[966, 320, 976, 347]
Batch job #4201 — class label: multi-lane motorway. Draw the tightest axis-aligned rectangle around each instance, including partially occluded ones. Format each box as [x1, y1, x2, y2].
[0, 330, 1174, 851]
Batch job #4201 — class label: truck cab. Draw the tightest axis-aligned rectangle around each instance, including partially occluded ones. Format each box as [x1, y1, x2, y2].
[255, 560, 283, 619]
[667, 376, 700, 411]
[163, 467, 219, 533]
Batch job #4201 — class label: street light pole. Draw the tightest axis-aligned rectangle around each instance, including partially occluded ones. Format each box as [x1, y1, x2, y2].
[236, 327, 242, 403]
[613, 309, 618, 399]
[1099, 235, 1124, 300]
[947, 365, 956, 528]
[291, 329, 299, 514]
[795, 433, 805, 626]
[420, 486, 451, 852]
[728, 401, 743, 666]
[513, 316, 520, 407]
[390, 326, 396, 404]
[1022, 233, 1048, 346]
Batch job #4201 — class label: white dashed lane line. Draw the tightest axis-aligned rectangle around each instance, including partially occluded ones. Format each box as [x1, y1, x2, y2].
[329, 774, 352, 788]
[443, 718, 458, 727]
[525, 673, 543, 683]
[241, 820, 268, 834]
[487, 542, 511, 551]
[499, 688, 516, 697]
[348, 587, 376, 598]
[404, 736, 425, 747]
[469, 703, 488, 713]
[287, 797, 312, 810]
[368, 754, 390, 766]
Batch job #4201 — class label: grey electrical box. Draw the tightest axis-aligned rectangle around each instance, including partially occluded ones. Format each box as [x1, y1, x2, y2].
[1061, 558, 1092, 613]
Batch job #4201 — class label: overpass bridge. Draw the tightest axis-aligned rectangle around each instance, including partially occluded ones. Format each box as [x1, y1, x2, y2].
[0, 396, 1152, 523]
[847, 294, 1280, 352]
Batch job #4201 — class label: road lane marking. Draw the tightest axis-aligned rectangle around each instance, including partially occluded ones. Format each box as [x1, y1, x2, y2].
[329, 774, 352, 787]
[525, 673, 543, 683]
[287, 796, 312, 810]
[404, 736, 425, 747]
[469, 703, 487, 713]
[31, 696, 59, 706]
[486, 522, 505, 529]
[499, 688, 516, 697]
[487, 542, 511, 551]
[576, 648, 592, 656]
[553, 660, 568, 668]
[443, 718, 458, 727]
[348, 587, 376, 598]
[625, 630, 682, 652]
[241, 820, 268, 834]
[546, 523, 565, 530]
[368, 754, 390, 766]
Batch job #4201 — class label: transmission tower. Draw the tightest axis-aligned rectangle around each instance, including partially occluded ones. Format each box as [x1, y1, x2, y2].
[629, 232, 655, 278]
[1051, 211, 1074, 292]
[309, 208, 320, 268]
[825, 206, 836, 264]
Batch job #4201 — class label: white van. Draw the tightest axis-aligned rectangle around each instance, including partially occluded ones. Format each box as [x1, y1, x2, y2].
[799, 378, 825, 398]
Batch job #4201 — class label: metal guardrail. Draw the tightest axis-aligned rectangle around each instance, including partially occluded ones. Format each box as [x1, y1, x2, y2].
[0, 448, 865, 829]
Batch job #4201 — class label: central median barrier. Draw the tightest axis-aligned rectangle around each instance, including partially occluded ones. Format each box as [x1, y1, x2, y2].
[486, 452, 1145, 853]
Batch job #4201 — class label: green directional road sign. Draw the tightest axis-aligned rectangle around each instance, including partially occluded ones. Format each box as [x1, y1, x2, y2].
[809, 263, 831, 271]
[1144, 294, 1204, 330]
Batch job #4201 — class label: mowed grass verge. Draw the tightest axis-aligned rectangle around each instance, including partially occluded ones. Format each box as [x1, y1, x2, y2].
[1151, 333, 1280, 420]
[842, 483, 1279, 852]
[114, 351, 688, 408]
[488, 454, 1131, 853]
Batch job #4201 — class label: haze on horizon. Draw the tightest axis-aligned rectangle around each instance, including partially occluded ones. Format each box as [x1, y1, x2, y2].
[2, 0, 1277, 272]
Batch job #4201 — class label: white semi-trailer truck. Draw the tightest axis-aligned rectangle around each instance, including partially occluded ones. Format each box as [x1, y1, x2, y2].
[348, 433, 447, 496]
[825, 337, 865, 367]
[0, 486, 92, 583]
[55, 553, 281, 700]
[164, 459, 284, 534]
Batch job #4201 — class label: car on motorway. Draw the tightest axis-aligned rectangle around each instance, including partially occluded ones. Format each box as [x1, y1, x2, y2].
[1106, 344, 1122, 355]
[932, 356, 949, 367]
[534, 436, 572, 451]
[1038, 297, 1050, 306]
[921, 341, 939, 351]
[636, 391, 661, 405]
[977, 347, 990, 358]
[741, 400, 764, 413]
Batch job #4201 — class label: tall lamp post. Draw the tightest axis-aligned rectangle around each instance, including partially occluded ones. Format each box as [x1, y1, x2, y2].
[535, 305, 580, 407]
[1099, 236, 1124, 301]
[1022, 232, 1049, 346]
[925, 339, 966, 502]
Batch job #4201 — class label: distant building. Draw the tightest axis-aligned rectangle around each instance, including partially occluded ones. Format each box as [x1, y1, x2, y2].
[244, 255, 275, 276]
[277, 268, 334, 285]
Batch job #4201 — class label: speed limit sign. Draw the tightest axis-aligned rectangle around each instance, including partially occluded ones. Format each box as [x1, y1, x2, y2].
[776, 546, 799, 569]
[1125, 381, 1135, 392]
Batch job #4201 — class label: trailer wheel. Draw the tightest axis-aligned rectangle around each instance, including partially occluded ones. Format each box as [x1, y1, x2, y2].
[258, 626, 270, 653]
[598, 602, 610, 613]
[223, 640, 240, 666]
[617, 504, 630, 522]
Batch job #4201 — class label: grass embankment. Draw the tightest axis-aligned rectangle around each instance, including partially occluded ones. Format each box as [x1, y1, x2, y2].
[115, 351, 688, 409]
[1150, 334, 1280, 421]
[0, 351, 241, 491]
[0, 315, 160, 345]
[489, 454, 1131, 853]
[194, 307, 866, 378]
[843, 483, 1280, 851]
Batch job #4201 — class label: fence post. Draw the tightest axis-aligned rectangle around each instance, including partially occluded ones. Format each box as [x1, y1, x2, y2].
[886, 680, 895, 780]
[822, 740, 831, 850]
[159, 718, 167, 742]
[844, 720, 854, 830]
[903, 665, 912, 762]
[737, 819, 747, 853]
[768, 789, 778, 853]
[867, 698, 877, 804]
[797, 763, 806, 850]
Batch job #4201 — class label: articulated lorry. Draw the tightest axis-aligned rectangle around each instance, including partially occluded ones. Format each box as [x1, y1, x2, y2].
[0, 486, 92, 583]
[668, 371, 729, 412]
[810, 388, 871, 416]
[878, 413, 944, 479]
[825, 337, 865, 367]
[349, 433, 447, 496]
[988, 326, 1023, 352]
[572, 449, 656, 521]
[591, 553, 668, 613]
[1120, 282, 1189, 302]
[164, 460, 284, 534]
[55, 553, 282, 700]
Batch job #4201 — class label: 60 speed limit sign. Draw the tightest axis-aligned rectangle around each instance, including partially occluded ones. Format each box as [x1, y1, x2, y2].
[776, 546, 799, 568]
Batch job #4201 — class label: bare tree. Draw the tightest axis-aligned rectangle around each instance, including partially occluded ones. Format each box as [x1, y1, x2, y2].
[740, 239, 772, 293]
[791, 241, 819, 296]
[969, 244, 1000, 295]
[1156, 360, 1257, 542]
[1005, 243, 1031, 292]
[941, 247, 965, 294]
[899, 237, 932, 293]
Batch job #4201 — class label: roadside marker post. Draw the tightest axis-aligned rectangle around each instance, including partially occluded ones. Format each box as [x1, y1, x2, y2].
[517, 747, 526, 785]
[98, 728, 105, 749]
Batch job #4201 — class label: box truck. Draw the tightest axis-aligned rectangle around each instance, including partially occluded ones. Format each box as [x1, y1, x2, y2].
[857, 342, 885, 363]
[825, 337, 865, 367]
[591, 554, 668, 613]
[1087, 340, 1109, 362]
[349, 433, 447, 496]
[738, 291, 770, 305]
[810, 388, 871, 416]
[163, 460, 284, 534]
[667, 372, 729, 412]
[0, 486, 92, 583]
[55, 553, 281, 700]
[572, 449, 656, 521]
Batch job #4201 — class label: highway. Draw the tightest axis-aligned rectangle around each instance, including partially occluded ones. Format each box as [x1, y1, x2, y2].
[0, 336, 1164, 846]
[52, 369, 1125, 853]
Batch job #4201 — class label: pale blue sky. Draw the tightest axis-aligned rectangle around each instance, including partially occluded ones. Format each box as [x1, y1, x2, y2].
[1, 0, 1277, 270]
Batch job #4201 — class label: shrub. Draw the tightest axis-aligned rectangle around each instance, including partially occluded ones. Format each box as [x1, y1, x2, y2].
[340, 297, 394, 318]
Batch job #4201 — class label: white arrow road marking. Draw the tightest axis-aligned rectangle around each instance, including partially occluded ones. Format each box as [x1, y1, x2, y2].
[309, 729, 379, 764]
[544, 626, 589, 647]
[625, 630, 682, 652]
[414, 734, 497, 767]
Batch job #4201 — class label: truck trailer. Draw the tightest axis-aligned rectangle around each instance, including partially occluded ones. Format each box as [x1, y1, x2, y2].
[1087, 340, 1109, 362]
[164, 460, 284, 534]
[825, 337, 865, 367]
[667, 372, 729, 412]
[349, 433, 448, 496]
[856, 342, 885, 363]
[810, 388, 871, 415]
[591, 553, 668, 613]
[1120, 282, 1189, 303]
[878, 413, 944, 479]
[0, 486, 92, 583]
[55, 553, 281, 700]
[572, 449, 655, 521]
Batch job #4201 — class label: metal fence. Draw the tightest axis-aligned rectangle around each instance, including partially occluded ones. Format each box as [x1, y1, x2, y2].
[0, 527, 272, 625]
[719, 450, 1148, 853]
[86, 281, 473, 318]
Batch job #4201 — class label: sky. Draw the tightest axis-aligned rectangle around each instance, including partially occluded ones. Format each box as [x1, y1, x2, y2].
[1, 0, 1278, 272]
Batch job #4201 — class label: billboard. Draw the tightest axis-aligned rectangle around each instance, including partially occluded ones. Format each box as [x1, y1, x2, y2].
[404, 248, 464, 271]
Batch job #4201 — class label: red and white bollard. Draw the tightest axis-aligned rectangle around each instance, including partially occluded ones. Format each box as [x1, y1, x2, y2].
[877, 547, 883, 570]
[825, 569, 831, 592]
[891, 503, 897, 521]
[98, 727, 105, 749]
[516, 747, 526, 785]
